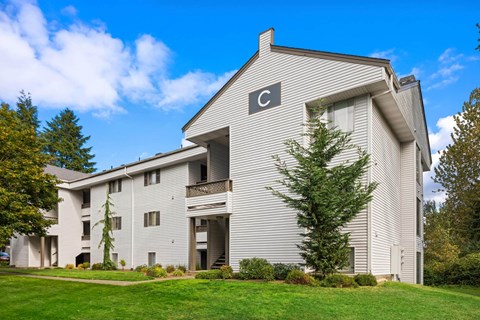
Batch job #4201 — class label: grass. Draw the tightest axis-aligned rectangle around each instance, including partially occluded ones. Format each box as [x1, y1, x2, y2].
[0, 267, 153, 281]
[437, 285, 480, 297]
[0, 275, 479, 319]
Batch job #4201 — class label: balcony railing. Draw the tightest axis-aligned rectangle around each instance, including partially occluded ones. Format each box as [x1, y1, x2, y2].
[186, 179, 233, 198]
[195, 225, 207, 232]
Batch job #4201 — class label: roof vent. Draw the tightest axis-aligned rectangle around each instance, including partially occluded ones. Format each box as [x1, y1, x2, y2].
[155, 152, 163, 156]
[399, 75, 416, 86]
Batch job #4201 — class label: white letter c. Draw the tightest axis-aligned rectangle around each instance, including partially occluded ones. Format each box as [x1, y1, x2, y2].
[258, 90, 271, 107]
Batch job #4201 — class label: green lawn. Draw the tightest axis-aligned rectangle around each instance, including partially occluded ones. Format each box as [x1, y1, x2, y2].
[0, 267, 152, 281]
[1, 275, 479, 320]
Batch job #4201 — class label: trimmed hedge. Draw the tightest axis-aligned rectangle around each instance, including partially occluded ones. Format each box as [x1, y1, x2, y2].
[239, 258, 274, 281]
[321, 274, 358, 288]
[273, 263, 301, 280]
[285, 269, 316, 285]
[354, 274, 377, 286]
[195, 270, 223, 279]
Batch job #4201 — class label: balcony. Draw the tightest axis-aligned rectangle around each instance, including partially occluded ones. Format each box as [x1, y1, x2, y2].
[186, 180, 233, 218]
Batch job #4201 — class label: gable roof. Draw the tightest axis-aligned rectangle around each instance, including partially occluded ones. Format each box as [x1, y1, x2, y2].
[182, 41, 398, 132]
[45, 165, 91, 182]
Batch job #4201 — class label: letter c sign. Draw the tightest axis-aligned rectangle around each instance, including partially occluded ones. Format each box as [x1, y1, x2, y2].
[249, 82, 281, 115]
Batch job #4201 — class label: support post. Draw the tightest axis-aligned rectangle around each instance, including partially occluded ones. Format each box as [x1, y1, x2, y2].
[189, 218, 196, 271]
[40, 236, 45, 269]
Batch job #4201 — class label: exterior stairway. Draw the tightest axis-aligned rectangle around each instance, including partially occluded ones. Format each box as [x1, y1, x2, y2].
[210, 252, 226, 269]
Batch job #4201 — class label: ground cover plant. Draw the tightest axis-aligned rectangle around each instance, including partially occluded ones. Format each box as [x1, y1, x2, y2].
[0, 275, 479, 319]
[0, 267, 152, 281]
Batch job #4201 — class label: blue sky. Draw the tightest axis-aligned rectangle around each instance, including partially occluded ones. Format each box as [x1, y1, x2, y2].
[0, 0, 479, 201]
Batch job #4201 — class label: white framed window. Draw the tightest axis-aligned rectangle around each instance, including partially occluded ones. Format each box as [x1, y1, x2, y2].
[108, 179, 122, 194]
[328, 99, 355, 132]
[144, 211, 160, 227]
[148, 252, 156, 267]
[144, 169, 160, 186]
[111, 216, 122, 230]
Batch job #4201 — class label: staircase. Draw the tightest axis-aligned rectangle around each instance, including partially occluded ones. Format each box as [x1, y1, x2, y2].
[210, 252, 226, 269]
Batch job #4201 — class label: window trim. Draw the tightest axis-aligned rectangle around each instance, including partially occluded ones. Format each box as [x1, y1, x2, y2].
[144, 169, 161, 186]
[111, 216, 122, 230]
[327, 98, 355, 132]
[108, 179, 122, 194]
[144, 211, 160, 227]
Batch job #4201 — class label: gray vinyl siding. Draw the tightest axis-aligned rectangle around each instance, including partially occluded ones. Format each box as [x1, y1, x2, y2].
[400, 141, 417, 283]
[207, 220, 225, 267]
[208, 141, 229, 181]
[10, 236, 29, 267]
[185, 43, 382, 270]
[371, 102, 402, 275]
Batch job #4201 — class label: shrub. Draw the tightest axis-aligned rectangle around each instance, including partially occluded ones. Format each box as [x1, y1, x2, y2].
[195, 270, 223, 279]
[146, 266, 167, 278]
[354, 274, 377, 286]
[166, 265, 175, 273]
[135, 264, 148, 273]
[82, 262, 90, 269]
[65, 264, 75, 269]
[77, 264, 84, 270]
[102, 261, 117, 270]
[220, 265, 233, 279]
[153, 263, 163, 269]
[273, 263, 301, 280]
[91, 263, 103, 270]
[239, 257, 274, 281]
[232, 272, 243, 280]
[321, 274, 358, 288]
[449, 253, 480, 286]
[172, 269, 184, 277]
[120, 259, 126, 270]
[285, 269, 316, 285]
[176, 265, 187, 273]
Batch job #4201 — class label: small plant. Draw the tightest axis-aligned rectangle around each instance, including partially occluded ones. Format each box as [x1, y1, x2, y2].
[354, 274, 377, 286]
[146, 266, 167, 278]
[172, 269, 184, 277]
[176, 264, 187, 273]
[285, 269, 317, 285]
[82, 262, 90, 269]
[220, 265, 233, 279]
[321, 274, 358, 288]
[65, 264, 75, 269]
[195, 270, 223, 279]
[239, 257, 274, 281]
[91, 263, 103, 270]
[135, 264, 148, 273]
[153, 263, 163, 269]
[273, 263, 301, 280]
[77, 264, 84, 270]
[166, 265, 175, 273]
[232, 272, 243, 280]
[120, 259, 126, 270]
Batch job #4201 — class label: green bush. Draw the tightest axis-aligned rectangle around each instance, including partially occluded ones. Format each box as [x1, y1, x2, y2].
[239, 257, 274, 281]
[166, 265, 175, 273]
[195, 270, 223, 279]
[91, 263, 103, 270]
[82, 262, 90, 269]
[147, 266, 167, 278]
[135, 264, 148, 273]
[354, 274, 377, 286]
[176, 265, 187, 273]
[220, 265, 233, 279]
[425, 253, 480, 286]
[285, 269, 316, 285]
[273, 263, 301, 280]
[232, 272, 243, 280]
[65, 264, 75, 269]
[321, 274, 358, 288]
[172, 269, 184, 277]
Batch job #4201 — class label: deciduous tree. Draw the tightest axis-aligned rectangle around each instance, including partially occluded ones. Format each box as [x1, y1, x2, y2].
[267, 106, 377, 277]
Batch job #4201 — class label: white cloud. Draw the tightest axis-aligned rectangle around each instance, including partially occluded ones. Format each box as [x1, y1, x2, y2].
[0, 1, 234, 118]
[61, 5, 77, 16]
[423, 114, 457, 203]
[369, 48, 397, 62]
[438, 48, 463, 64]
[427, 48, 464, 91]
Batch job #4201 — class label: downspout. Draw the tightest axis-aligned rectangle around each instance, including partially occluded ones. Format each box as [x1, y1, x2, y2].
[367, 94, 373, 275]
[123, 167, 134, 269]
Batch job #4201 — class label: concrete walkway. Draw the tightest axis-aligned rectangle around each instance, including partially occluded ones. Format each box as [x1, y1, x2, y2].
[0, 272, 195, 286]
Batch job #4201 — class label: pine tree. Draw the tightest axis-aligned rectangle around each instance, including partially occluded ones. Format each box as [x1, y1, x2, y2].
[94, 191, 116, 270]
[434, 88, 480, 252]
[16, 90, 39, 133]
[267, 106, 377, 277]
[0, 103, 59, 245]
[42, 108, 96, 173]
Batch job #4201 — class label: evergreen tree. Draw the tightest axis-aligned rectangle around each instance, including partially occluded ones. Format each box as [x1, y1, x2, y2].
[42, 108, 96, 173]
[434, 88, 480, 252]
[0, 103, 59, 245]
[94, 191, 116, 270]
[16, 90, 39, 132]
[267, 106, 377, 277]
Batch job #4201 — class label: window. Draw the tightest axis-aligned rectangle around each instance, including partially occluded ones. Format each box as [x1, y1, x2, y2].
[111, 216, 122, 230]
[144, 211, 160, 227]
[144, 169, 161, 186]
[82, 221, 90, 240]
[328, 99, 354, 132]
[200, 164, 207, 182]
[148, 252, 156, 267]
[108, 179, 122, 194]
[340, 247, 355, 273]
[82, 189, 90, 208]
[112, 253, 118, 267]
[416, 198, 422, 236]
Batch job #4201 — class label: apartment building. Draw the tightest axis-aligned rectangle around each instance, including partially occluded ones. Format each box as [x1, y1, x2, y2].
[10, 28, 430, 284]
